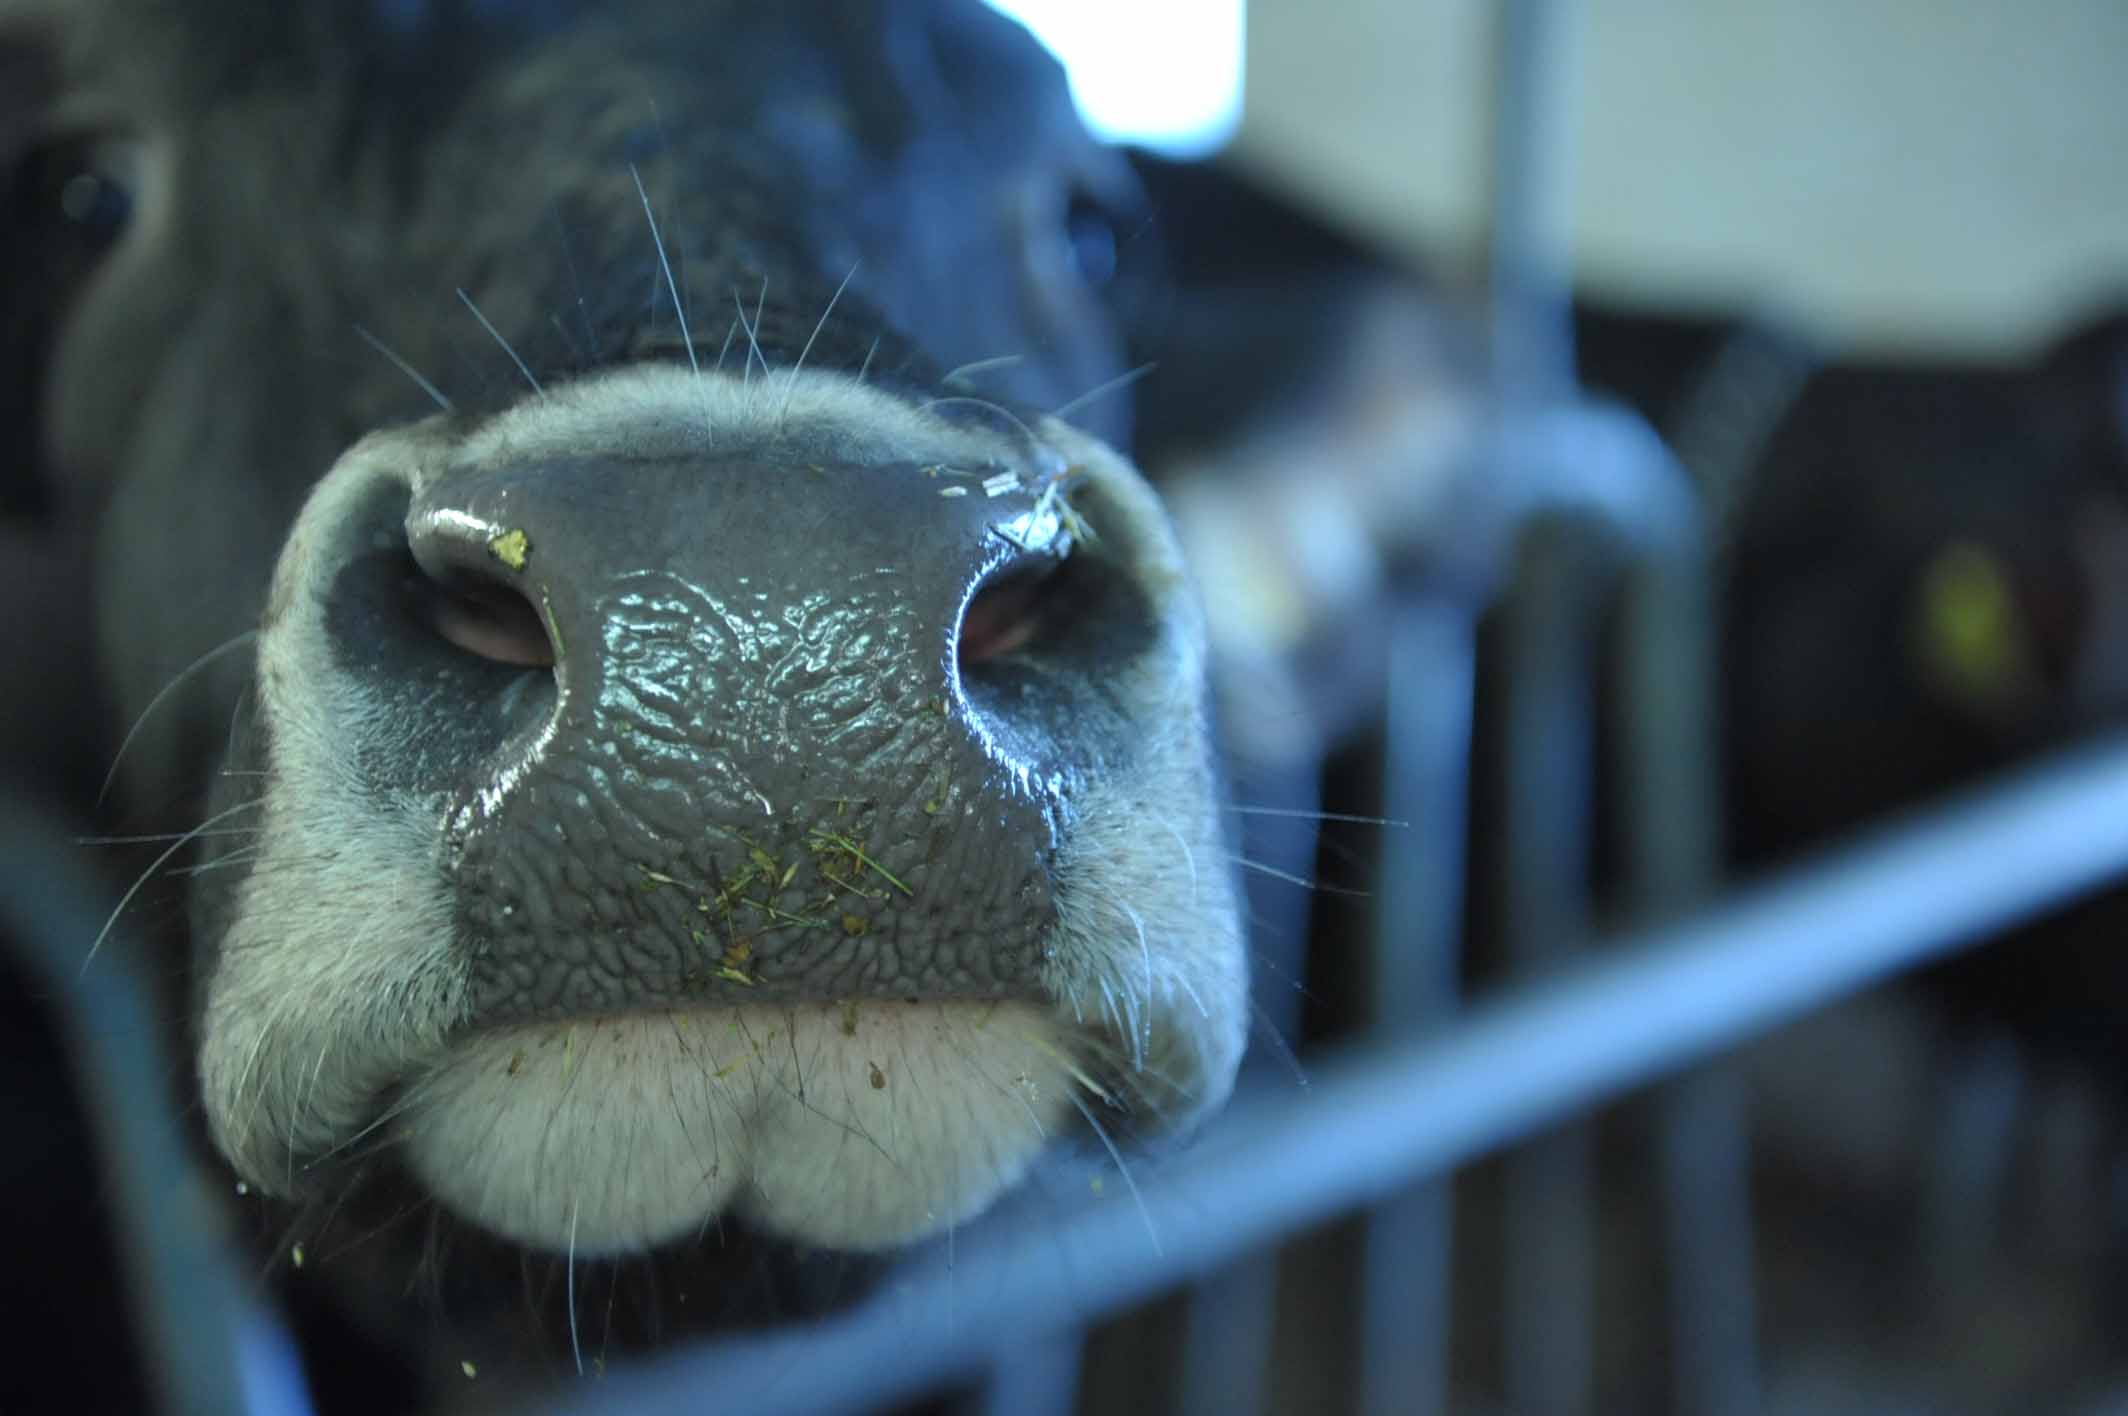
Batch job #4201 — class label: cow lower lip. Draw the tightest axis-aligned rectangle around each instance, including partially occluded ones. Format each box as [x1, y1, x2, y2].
[389, 996, 1088, 1254]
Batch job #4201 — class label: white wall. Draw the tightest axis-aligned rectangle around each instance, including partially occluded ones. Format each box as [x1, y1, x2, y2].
[1234, 0, 2128, 357]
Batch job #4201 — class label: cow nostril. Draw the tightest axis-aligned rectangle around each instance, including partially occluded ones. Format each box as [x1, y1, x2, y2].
[427, 579, 555, 668]
[403, 508, 559, 670]
[958, 559, 1066, 669]
[955, 533, 1154, 694]
[955, 537, 1158, 778]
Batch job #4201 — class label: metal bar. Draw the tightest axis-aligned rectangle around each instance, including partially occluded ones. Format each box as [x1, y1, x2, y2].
[0, 798, 305, 1416]
[1177, 1259, 1280, 1415]
[545, 732, 2128, 1416]
[1175, 754, 1326, 1416]
[1498, 524, 1600, 1416]
[1475, 4, 1632, 1402]
[967, 1330, 1081, 1416]
[1655, 1069, 1760, 1416]
[1359, 602, 1476, 1416]
[1617, 554, 1763, 1416]
[1485, 0, 1586, 400]
[1919, 1031, 2025, 1324]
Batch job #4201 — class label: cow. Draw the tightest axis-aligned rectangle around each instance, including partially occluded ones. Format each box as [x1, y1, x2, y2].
[4, 0, 1247, 1400]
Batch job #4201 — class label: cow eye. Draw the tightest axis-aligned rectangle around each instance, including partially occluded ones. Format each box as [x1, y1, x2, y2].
[10, 134, 137, 249]
[1061, 189, 1119, 289]
[4, 131, 142, 517]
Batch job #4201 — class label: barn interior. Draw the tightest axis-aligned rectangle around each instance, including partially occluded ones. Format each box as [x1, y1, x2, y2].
[6, 1, 2128, 1412]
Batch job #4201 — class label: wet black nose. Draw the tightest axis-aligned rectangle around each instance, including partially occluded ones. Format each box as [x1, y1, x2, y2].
[388, 452, 1093, 1022]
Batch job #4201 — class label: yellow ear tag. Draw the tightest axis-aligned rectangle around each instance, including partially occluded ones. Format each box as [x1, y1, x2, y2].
[1914, 541, 2035, 709]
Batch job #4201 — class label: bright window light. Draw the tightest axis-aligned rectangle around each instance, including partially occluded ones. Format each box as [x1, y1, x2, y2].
[985, 0, 1245, 158]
